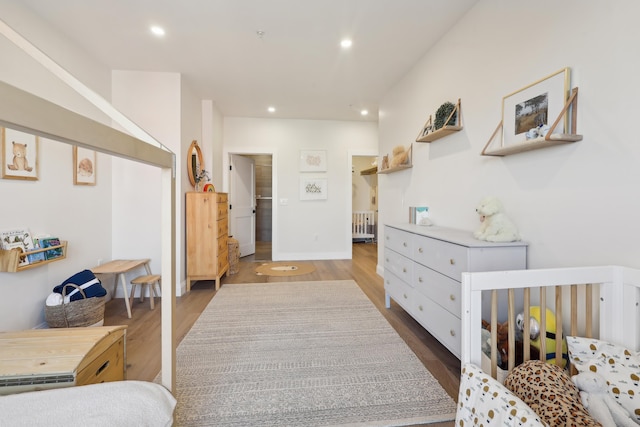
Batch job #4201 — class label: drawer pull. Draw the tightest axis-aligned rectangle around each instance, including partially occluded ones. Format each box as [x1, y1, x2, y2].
[418, 305, 423, 311]
[449, 294, 455, 301]
[385, 280, 389, 285]
[418, 247, 423, 253]
[386, 236, 390, 240]
[403, 293, 407, 299]
[402, 267, 407, 273]
[403, 242, 407, 247]
[449, 258, 455, 265]
[96, 360, 110, 376]
[450, 330, 456, 337]
[418, 277, 423, 283]
[386, 258, 389, 262]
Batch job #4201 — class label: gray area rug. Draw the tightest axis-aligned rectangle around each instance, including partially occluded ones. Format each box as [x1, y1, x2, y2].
[169, 280, 456, 426]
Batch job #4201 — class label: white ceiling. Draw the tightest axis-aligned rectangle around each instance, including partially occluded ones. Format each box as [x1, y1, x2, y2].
[21, 0, 477, 122]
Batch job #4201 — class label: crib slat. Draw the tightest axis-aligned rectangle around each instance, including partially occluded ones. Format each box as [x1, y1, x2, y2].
[523, 289, 530, 362]
[539, 287, 547, 362]
[507, 289, 515, 371]
[571, 285, 578, 336]
[586, 283, 593, 338]
[490, 290, 498, 379]
[555, 286, 563, 366]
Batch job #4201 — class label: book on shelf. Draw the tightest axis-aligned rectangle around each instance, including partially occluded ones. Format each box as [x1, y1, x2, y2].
[1, 228, 36, 267]
[39, 237, 63, 260]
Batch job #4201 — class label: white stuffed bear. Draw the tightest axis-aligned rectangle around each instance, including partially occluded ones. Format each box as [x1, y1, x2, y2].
[573, 372, 638, 427]
[473, 197, 520, 242]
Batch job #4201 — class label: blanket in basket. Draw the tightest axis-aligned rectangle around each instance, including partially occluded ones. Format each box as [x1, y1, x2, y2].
[52, 269, 106, 302]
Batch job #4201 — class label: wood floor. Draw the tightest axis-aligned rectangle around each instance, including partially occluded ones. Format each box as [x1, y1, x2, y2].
[103, 242, 460, 425]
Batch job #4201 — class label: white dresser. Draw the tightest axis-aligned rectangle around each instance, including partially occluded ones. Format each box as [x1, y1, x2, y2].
[384, 224, 527, 358]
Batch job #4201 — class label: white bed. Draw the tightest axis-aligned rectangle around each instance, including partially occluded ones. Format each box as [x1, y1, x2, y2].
[456, 265, 640, 426]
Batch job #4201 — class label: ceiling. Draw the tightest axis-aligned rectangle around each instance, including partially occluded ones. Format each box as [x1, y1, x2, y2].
[21, 0, 477, 122]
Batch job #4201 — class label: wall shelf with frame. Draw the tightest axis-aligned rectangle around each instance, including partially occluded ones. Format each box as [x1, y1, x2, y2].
[416, 99, 463, 143]
[377, 164, 413, 174]
[360, 166, 378, 176]
[482, 76, 582, 156]
[0, 241, 68, 272]
[377, 144, 412, 174]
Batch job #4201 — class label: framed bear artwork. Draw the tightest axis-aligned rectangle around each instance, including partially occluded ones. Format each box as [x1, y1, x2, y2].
[1, 127, 39, 181]
[73, 146, 96, 186]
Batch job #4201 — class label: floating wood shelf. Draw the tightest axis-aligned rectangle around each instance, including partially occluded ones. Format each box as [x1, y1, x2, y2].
[416, 98, 463, 142]
[0, 241, 68, 272]
[377, 164, 413, 174]
[360, 166, 378, 176]
[482, 87, 582, 157]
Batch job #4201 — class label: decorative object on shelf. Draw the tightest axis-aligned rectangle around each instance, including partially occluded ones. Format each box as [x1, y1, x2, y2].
[473, 197, 520, 242]
[299, 150, 327, 172]
[1, 127, 38, 181]
[73, 146, 96, 186]
[482, 68, 582, 156]
[409, 206, 432, 226]
[187, 140, 204, 188]
[194, 168, 210, 192]
[299, 177, 327, 200]
[416, 99, 463, 143]
[202, 182, 215, 192]
[377, 144, 413, 174]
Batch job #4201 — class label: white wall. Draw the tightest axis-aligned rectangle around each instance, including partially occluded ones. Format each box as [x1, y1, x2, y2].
[378, 0, 640, 271]
[0, 2, 113, 330]
[223, 117, 377, 260]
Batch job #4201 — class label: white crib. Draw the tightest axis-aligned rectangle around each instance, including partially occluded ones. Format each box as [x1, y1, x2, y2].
[352, 211, 376, 242]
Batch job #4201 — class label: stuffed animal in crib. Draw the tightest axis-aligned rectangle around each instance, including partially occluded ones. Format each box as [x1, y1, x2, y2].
[473, 196, 520, 242]
[516, 306, 568, 368]
[573, 371, 638, 427]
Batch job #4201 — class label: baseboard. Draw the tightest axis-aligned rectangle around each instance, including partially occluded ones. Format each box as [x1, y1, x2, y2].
[376, 264, 384, 278]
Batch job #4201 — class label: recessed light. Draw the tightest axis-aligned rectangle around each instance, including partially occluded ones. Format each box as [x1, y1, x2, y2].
[340, 39, 352, 49]
[150, 26, 165, 37]
[361, 110, 368, 116]
[268, 106, 276, 113]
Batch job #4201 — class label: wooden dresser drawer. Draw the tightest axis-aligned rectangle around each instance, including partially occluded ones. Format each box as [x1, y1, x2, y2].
[216, 193, 228, 203]
[76, 335, 125, 385]
[217, 218, 228, 236]
[384, 271, 414, 313]
[413, 263, 461, 318]
[384, 249, 413, 286]
[217, 235, 228, 254]
[384, 226, 413, 258]
[217, 250, 229, 271]
[217, 202, 228, 219]
[413, 234, 468, 281]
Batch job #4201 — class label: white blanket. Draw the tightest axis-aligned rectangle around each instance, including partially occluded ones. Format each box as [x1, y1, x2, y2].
[0, 380, 176, 426]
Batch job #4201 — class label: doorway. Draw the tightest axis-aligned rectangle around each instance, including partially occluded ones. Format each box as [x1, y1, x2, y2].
[352, 155, 378, 243]
[229, 154, 273, 261]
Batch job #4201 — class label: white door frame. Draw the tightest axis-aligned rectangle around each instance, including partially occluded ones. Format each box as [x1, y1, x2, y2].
[347, 149, 378, 259]
[223, 147, 278, 260]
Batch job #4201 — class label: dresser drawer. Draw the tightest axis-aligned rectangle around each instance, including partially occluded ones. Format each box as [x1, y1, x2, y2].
[217, 218, 228, 236]
[413, 234, 468, 281]
[217, 250, 229, 272]
[384, 226, 413, 258]
[413, 293, 461, 358]
[216, 193, 228, 203]
[217, 202, 228, 219]
[384, 272, 414, 313]
[217, 235, 228, 254]
[413, 263, 461, 318]
[384, 249, 413, 286]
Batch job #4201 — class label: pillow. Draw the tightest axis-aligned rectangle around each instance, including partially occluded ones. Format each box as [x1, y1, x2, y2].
[456, 363, 547, 426]
[567, 336, 640, 424]
[504, 360, 600, 427]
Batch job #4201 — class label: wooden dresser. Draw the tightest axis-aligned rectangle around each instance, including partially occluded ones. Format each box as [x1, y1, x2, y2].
[186, 191, 229, 291]
[384, 224, 527, 358]
[0, 325, 126, 395]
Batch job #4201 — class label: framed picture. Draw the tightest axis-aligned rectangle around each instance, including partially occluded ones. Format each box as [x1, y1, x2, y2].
[502, 67, 570, 147]
[73, 146, 96, 185]
[300, 178, 327, 200]
[299, 150, 327, 172]
[1, 127, 39, 181]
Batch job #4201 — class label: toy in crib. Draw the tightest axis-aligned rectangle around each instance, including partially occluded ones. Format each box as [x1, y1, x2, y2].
[516, 306, 568, 368]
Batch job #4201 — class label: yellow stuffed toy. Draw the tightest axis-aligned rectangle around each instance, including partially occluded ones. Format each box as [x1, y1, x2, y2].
[516, 306, 568, 368]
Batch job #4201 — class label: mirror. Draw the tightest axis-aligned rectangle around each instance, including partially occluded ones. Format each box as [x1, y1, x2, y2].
[187, 140, 204, 188]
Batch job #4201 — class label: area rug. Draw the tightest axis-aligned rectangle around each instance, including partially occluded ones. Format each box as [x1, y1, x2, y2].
[255, 261, 316, 276]
[167, 280, 456, 426]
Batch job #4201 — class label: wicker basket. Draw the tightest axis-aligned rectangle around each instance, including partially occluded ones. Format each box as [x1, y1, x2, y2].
[227, 237, 239, 275]
[45, 284, 106, 328]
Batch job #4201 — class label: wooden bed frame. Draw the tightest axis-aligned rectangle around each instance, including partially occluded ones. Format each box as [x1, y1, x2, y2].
[461, 265, 640, 379]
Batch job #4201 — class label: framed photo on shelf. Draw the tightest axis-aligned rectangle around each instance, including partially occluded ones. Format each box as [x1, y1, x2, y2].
[300, 177, 327, 200]
[73, 146, 96, 186]
[502, 67, 570, 147]
[1, 127, 39, 181]
[299, 150, 327, 172]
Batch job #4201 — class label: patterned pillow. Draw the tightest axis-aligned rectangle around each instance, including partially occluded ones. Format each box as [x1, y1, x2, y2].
[567, 336, 640, 424]
[456, 363, 547, 426]
[504, 360, 600, 427]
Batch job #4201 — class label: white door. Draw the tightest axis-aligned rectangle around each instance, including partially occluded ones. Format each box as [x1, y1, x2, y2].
[229, 154, 256, 257]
